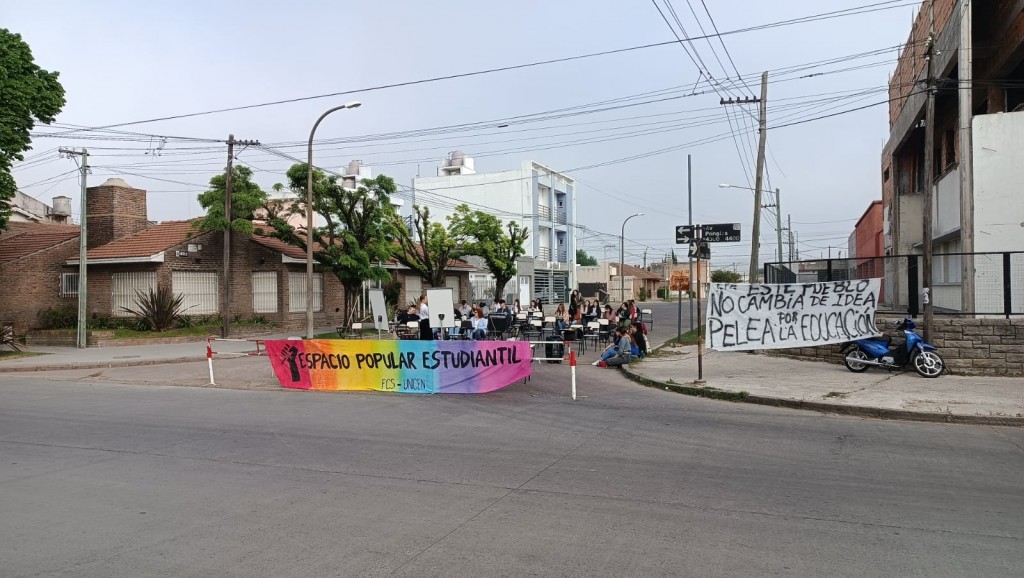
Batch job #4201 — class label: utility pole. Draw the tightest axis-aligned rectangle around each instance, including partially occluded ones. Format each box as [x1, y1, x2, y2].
[221, 135, 260, 338]
[958, 0, 975, 314]
[60, 148, 89, 349]
[922, 9, 936, 341]
[723, 72, 768, 283]
[687, 154, 694, 332]
[787, 214, 794, 263]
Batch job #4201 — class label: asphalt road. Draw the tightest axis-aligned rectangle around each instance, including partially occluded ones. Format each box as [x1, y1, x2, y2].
[1, 350, 1022, 577]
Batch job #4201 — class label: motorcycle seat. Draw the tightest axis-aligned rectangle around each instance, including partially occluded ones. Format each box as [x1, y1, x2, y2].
[870, 334, 893, 346]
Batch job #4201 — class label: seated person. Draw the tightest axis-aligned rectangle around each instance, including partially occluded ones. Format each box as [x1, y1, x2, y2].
[395, 305, 419, 325]
[470, 309, 489, 340]
[593, 327, 632, 367]
[458, 300, 472, 318]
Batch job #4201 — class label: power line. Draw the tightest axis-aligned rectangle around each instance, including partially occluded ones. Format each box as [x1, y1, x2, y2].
[47, 0, 920, 134]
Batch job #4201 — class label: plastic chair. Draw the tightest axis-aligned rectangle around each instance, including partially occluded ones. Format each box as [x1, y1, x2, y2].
[640, 308, 654, 330]
[584, 321, 602, 350]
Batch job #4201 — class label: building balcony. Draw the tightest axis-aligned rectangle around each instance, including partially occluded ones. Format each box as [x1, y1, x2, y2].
[538, 206, 551, 220]
[538, 247, 551, 260]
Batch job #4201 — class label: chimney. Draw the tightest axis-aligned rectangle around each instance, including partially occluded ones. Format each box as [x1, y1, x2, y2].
[86, 178, 149, 249]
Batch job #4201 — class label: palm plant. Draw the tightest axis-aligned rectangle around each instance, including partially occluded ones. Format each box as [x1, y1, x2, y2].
[121, 285, 190, 331]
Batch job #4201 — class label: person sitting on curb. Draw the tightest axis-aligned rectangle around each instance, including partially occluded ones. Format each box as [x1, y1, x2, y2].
[593, 326, 632, 367]
[630, 322, 647, 359]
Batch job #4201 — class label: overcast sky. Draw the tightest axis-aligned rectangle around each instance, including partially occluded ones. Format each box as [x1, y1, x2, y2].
[6, 0, 919, 268]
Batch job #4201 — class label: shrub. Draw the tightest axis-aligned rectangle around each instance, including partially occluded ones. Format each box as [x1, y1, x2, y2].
[120, 285, 189, 332]
[37, 304, 77, 329]
[657, 287, 668, 299]
[382, 279, 402, 307]
[638, 287, 649, 302]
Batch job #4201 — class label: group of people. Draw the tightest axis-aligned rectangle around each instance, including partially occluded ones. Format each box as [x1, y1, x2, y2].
[391, 290, 647, 356]
[593, 320, 648, 368]
[394, 296, 525, 341]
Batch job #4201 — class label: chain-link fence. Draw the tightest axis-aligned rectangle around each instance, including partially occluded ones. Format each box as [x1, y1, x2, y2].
[765, 251, 1023, 317]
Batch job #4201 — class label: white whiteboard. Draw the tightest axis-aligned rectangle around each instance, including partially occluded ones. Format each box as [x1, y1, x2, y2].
[368, 288, 388, 331]
[426, 287, 455, 328]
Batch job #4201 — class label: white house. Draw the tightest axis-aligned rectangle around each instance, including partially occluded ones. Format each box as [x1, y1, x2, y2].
[412, 153, 577, 305]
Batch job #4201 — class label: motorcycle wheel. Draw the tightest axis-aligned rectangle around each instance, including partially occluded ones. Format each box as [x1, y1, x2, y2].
[844, 348, 871, 373]
[912, 350, 944, 378]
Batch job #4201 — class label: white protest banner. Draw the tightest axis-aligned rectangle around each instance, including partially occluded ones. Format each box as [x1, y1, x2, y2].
[706, 279, 881, 352]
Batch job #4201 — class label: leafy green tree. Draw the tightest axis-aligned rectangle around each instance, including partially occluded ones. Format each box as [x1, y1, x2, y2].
[195, 165, 267, 233]
[0, 29, 66, 230]
[711, 269, 743, 283]
[389, 204, 459, 290]
[576, 249, 598, 266]
[670, 249, 679, 264]
[263, 163, 398, 325]
[449, 204, 529, 301]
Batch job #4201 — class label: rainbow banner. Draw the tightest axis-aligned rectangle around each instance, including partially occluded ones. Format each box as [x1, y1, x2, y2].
[264, 339, 533, 394]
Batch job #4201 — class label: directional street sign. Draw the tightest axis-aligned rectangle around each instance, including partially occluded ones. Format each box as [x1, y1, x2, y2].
[700, 223, 742, 243]
[675, 225, 694, 244]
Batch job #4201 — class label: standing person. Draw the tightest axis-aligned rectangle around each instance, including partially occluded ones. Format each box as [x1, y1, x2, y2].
[418, 295, 432, 340]
[470, 308, 489, 340]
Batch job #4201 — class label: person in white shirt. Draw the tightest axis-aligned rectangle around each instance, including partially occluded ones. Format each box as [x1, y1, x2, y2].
[418, 295, 431, 340]
[458, 300, 471, 318]
[471, 308, 489, 340]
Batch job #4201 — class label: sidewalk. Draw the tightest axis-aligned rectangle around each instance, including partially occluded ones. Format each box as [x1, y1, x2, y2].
[0, 327, 335, 372]
[626, 344, 1024, 426]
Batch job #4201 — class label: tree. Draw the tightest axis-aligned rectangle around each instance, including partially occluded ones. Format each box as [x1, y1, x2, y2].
[263, 163, 398, 325]
[670, 249, 679, 264]
[449, 204, 529, 301]
[711, 269, 743, 283]
[195, 165, 267, 233]
[0, 29, 66, 230]
[576, 249, 597, 266]
[389, 204, 459, 290]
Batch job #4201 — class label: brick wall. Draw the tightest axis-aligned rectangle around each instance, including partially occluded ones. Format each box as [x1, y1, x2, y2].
[889, 0, 956, 126]
[0, 238, 80, 333]
[766, 317, 1024, 376]
[86, 182, 150, 249]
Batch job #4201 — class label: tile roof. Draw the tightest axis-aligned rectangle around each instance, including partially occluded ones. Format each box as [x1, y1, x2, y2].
[613, 262, 661, 280]
[0, 222, 80, 265]
[250, 232, 306, 260]
[85, 220, 201, 260]
[251, 227, 475, 270]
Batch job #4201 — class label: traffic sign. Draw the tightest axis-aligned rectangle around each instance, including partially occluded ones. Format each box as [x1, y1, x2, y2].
[700, 223, 741, 242]
[675, 225, 694, 244]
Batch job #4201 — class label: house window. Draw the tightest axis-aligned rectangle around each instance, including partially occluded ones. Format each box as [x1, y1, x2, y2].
[933, 239, 962, 284]
[882, 168, 890, 183]
[172, 271, 219, 315]
[404, 276, 422, 305]
[60, 272, 79, 298]
[111, 271, 157, 316]
[288, 272, 322, 312]
[252, 271, 278, 313]
[445, 275, 460, 299]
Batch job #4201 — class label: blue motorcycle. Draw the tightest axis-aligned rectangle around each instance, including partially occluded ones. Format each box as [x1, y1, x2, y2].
[842, 318, 946, 378]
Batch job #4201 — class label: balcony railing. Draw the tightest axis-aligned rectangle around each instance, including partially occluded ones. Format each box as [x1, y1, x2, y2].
[538, 247, 551, 260]
[538, 206, 551, 220]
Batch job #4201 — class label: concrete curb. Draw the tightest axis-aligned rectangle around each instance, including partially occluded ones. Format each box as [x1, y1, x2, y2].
[0, 356, 201, 373]
[621, 366, 1024, 428]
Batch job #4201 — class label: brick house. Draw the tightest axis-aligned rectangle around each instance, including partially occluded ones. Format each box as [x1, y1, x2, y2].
[1, 177, 474, 335]
[0, 222, 81, 333]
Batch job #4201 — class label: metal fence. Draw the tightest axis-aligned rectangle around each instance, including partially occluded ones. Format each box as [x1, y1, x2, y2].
[765, 252, 1024, 318]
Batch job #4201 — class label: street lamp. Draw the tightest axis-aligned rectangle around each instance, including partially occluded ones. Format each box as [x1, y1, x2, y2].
[619, 213, 643, 302]
[306, 100, 361, 338]
[720, 183, 783, 279]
